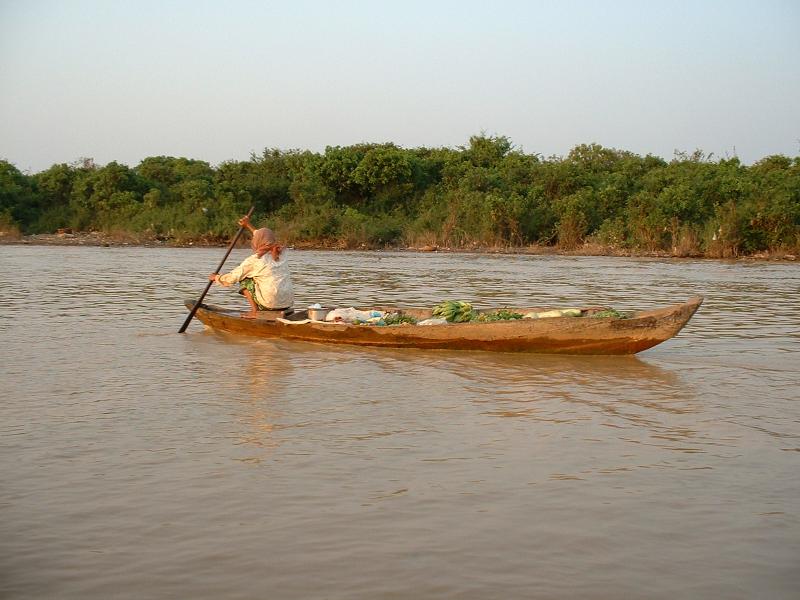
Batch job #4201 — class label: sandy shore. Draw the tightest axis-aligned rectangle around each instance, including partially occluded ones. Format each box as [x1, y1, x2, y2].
[1, 230, 796, 261]
[0, 230, 227, 248]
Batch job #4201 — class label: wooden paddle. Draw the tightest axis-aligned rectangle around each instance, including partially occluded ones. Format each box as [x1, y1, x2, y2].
[178, 205, 255, 333]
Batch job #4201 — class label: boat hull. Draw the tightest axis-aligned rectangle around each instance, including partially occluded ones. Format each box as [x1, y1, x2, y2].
[183, 296, 703, 355]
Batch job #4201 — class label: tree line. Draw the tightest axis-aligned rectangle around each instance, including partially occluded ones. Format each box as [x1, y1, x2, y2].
[1, 135, 799, 257]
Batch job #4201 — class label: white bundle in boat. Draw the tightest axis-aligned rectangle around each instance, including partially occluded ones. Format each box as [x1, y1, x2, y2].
[523, 309, 582, 319]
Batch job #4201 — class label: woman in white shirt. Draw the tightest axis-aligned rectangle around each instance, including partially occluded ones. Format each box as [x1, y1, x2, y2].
[208, 215, 294, 318]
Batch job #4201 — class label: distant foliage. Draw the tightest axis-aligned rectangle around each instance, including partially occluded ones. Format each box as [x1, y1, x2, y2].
[1, 135, 798, 255]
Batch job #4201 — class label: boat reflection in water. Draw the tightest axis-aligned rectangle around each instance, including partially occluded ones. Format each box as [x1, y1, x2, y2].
[205, 328, 702, 467]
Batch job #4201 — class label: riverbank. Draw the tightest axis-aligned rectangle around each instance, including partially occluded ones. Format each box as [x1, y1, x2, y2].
[1, 229, 797, 261]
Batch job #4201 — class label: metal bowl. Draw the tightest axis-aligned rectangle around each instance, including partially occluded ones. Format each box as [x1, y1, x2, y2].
[308, 307, 331, 321]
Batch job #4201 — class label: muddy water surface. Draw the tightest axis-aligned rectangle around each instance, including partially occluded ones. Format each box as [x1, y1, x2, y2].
[1, 246, 799, 599]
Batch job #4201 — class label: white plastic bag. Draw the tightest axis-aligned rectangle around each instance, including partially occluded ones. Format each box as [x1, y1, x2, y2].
[325, 308, 385, 324]
[417, 318, 448, 326]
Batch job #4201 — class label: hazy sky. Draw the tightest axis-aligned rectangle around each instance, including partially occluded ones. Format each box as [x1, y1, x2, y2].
[1, 0, 798, 172]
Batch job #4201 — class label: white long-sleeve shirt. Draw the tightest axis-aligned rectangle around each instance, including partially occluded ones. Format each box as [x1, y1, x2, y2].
[217, 252, 294, 309]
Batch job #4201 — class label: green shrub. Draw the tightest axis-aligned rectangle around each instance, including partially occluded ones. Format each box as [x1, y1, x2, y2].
[592, 217, 628, 248]
[1, 139, 797, 256]
[0, 210, 21, 239]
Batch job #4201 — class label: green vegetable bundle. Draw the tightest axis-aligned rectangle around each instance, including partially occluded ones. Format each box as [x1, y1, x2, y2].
[475, 309, 524, 322]
[432, 300, 476, 323]
[382, 313, 418, 326]
[591, 308, 626, 319]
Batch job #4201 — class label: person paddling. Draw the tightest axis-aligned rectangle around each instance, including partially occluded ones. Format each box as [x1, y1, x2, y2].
[208, 215, 294, 318]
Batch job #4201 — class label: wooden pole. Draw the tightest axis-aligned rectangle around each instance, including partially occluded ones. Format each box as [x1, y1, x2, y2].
[178, 206, 255, 333]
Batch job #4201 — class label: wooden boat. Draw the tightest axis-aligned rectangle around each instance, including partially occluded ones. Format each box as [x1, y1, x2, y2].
[184, 296, 703, 355]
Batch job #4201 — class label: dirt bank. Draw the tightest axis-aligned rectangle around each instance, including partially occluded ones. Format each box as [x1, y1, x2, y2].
[1, 230, 796, 261]
[0, 230, 224, 248]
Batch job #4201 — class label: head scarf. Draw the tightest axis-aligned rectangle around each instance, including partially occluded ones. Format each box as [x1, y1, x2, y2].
[251, 228, 283, 261]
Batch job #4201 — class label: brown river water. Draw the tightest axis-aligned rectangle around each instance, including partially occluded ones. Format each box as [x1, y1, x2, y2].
[1, 245, 799, 599]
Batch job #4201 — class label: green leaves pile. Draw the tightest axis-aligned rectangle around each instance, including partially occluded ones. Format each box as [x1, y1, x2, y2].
[382, 313, 418, 326]
[475, 309, 524, 322]
[431, 302, 525, 323]
[590, 309, 626, 319]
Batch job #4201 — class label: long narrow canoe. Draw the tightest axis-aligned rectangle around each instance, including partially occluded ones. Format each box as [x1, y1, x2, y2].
[183, 296, 703, 355]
